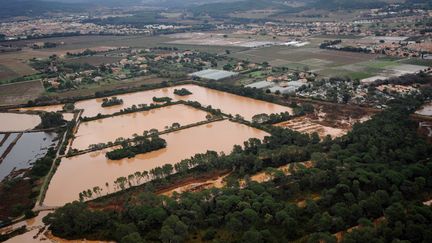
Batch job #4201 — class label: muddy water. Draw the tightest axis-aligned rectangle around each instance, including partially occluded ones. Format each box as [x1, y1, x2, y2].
[0, 132, 57, 182]
[2, 211, 110, 243]
[62, 113, 75, 121]
[72, 104, 209, 150]
[17, 84, 292, 120]
[2, 211, 50, 243]
[44, 120, 268, 206]
[0, 113, 40, 132]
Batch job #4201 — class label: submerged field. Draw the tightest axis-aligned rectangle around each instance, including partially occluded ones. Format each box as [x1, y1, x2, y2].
[44, 120, 268, 206]
[71, 104, 210, 150]
[0, 132, 57, 182]
[19, 84, 292, 120]
[29, 83, 290, 207]
[0, 113, 41, 132]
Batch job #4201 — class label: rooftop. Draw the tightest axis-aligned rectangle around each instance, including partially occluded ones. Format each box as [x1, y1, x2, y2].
[190, 69, 238, 81]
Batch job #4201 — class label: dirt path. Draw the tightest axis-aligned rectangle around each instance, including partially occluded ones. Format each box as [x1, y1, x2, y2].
[34, 110, 82, 210]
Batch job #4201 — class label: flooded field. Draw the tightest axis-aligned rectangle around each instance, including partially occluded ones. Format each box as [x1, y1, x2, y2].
[2, 211, 51, 243]
[16, 84, 292, 120]
[416, 102, 432, 116]
[0, 113, 40, 132]
[0, 132, 57, 182]
[0, 133, 19, 156]
[44, 120, 268, 206]
[71, 104, 209, 150]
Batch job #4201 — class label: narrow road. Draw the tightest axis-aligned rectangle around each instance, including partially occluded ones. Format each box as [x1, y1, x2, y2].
[33, 110, 82, 210]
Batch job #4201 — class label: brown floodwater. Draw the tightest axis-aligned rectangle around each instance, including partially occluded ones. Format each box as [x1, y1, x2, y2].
[2, 211, 50, 243]
[44, 120, 268, 206]
[16, 84, 292, 120]
[71, 104, 209, 151]
[2, 211, 111, 243]
[0, 113, 40, 132]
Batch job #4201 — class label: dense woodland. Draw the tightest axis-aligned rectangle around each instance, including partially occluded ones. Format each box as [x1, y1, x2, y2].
[43, 95, 432, 242]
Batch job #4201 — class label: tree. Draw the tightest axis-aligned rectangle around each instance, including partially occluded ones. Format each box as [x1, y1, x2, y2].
[159, 215, 188, 243]
[121, 232, 144, 243]
[241, 229, 263, 243]
[162, 164, 174, 177]
[39, 112, 65, 128]
[63, 103, 75, 111]
[171, 122, 181, 129]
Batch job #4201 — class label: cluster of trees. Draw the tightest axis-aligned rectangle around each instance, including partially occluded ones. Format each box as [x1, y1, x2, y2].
[31, 42, 58, 49]
[320, 39, 372, 53]
[62, 103, 75, 112]
[66, 49, 98, 57]
[30, 148, 56, 178]
[39, 112, 65, 128]
[152, 96, 173, 103]
[292, 102, 315, 116]
[251, 112, 291, 124]
[44, 98, 432, 242]
[101, 97, 123, 107]
[173, 88, 192, 96]
[319, 39, 342, 49]
[106, 135, 167, 160]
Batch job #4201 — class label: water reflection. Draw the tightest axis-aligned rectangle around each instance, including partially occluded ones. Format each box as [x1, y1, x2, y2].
[0, 113, 41, 132]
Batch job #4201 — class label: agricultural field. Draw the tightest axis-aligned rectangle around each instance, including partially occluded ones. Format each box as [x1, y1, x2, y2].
[64, 55, 123, 66]
[232, 42, 430, 80]
[0, 55, 38, 82]
[0, 80, 44, 106]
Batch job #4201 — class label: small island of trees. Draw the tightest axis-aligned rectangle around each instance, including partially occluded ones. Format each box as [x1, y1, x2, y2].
[38, 112, 66, 128]
[152, 96, 172, 103]
[101, 97, 123, 107]
[173, 88, 192, 96]
[106, 135, 167, 160]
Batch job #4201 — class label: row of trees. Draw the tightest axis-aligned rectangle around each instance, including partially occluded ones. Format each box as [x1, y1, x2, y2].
[152, 96, 173, 103]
